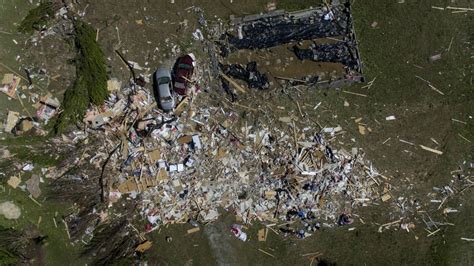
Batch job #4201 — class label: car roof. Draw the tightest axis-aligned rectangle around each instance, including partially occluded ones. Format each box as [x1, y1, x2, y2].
[155, 67, 171, 79]
[177, 55, 194, 65]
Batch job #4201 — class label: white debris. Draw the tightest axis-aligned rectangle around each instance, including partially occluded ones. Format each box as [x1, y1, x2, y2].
[0, 201, 21, 220]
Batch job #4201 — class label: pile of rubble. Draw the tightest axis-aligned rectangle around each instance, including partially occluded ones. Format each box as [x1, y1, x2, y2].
[1, 1, 390, 242]
[1, 72, 59, 136]
[219, 2, 363, 80]
[50, 58, 387, 238]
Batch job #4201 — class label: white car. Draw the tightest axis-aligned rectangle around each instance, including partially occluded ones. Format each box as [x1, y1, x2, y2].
[153, 68, 175, 112]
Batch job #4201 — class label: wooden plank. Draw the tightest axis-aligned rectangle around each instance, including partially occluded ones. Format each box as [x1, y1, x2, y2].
[220, 73, 247, 93]
[187, 227, 200, 234]
[420, 145, 443, 155]
[135, 241, 153, 253]
[258, 228, 267, 241]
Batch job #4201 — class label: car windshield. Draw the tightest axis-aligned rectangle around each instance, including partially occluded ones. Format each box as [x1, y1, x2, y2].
[178, 63, 192, 69]
[158, 77, 170, 85]
[160, 96, 172, 103]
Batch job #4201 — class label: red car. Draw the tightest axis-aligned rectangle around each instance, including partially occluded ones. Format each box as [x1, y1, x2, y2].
[172, 53, 196, 95]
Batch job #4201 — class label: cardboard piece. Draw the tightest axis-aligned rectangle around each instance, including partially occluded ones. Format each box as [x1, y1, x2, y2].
[381, 193, 391, 202]
[135, 241, 152, 253]
[177, 135, 193, 144]
[148, 149, 161, 162]
[7, 176, 21, 188]
[264, 190, 276, 199]
[157, 168, 169, 181]
[5, 111, 20, 133]
[107, 78, 122, 91]
[216, 148, 227, 159]
[2, 74, 14, 84]
[117, 179, 138, 193]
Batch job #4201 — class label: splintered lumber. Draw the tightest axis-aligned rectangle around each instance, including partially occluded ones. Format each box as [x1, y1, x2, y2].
[415, 75, 444, 95]
[301, 251, 323, 257]
[419, 145, 443, 155]
[446, 6, 474, 11]
[451, 118, 467, 124]
[458, 134, 471, 143]
[174, 96, 189, 116]
[229, 101, 257, 111]
[378, 218, 403, 232]
[62, 219, 71, 239]
[258, 248, 275, 258]
[29, 195, 42, 207]
[275, 76, 307, 83]
[381, 193, 392, 202]
[427, 228, 441, 237]
[187, 227, 200, 234]
[220, 73, 247, 93]
[399, 139, 415, 146]
[135, 240, 153, 252]
[427, 84, 444, 95]
[342, 90, 367, 97]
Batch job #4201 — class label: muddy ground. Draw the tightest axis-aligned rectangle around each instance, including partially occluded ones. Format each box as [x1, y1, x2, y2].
[0, 0, 473, 265]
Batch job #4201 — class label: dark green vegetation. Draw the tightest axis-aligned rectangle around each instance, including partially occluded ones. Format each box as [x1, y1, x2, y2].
[17, 1, 109, 133]
[17, 1, 59, 34]
[0, 226, 30, 264]
[54, 20, 109, 133]
[82, 218, 139, 265]
[0, 225, 46, 265]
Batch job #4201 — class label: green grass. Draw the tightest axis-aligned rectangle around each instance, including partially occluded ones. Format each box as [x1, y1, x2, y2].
[54, 20, 108, 133]
[17, 1, 59, 34]
[0, 136, 61, 170]
[277, 0, 322, 11]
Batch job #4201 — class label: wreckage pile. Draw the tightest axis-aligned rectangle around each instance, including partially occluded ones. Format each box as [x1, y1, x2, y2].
[220, 2, 363, 76]
[59, 69, 384, 236]
[2, 1, 387, 243]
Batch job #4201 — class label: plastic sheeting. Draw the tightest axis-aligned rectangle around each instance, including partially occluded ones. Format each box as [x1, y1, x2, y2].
[220, 61, 270, 90]
[224, 4, 352, 50]
[293, 41, 358, 69]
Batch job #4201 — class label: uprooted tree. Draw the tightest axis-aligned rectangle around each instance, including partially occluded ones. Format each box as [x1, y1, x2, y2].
[18, 1, 60, 34]
[54, 19, 109, 133]
[18, 2, 109, 133]
[0, 225, 45, 264]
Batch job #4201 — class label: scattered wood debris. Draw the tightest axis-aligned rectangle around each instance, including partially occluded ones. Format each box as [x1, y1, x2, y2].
[419, 145, 443, 155]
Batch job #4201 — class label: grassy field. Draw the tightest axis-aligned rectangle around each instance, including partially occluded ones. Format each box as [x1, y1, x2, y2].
[0, 0, 35, 138]
[0, 0, 473, 265]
